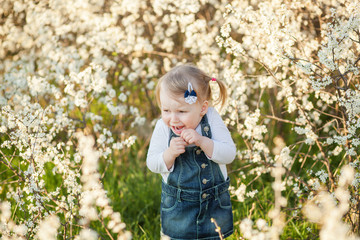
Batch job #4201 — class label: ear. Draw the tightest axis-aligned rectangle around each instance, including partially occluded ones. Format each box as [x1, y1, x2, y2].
[200, 100, 209, 116]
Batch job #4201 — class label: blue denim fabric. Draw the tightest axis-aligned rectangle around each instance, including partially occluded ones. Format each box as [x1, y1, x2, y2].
[161, 115, 233, 240]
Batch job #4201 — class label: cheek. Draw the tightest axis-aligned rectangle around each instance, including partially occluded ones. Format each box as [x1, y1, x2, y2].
[182, 115, 194, 126]
[184, 114, 201, 128]
[161, 113, 170, 123]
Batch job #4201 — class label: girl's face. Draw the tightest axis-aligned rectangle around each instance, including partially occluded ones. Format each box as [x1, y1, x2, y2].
[160, 85, 208, 136]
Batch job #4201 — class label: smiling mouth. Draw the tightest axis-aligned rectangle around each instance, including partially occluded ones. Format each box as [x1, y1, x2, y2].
[171, 125, 185, 135]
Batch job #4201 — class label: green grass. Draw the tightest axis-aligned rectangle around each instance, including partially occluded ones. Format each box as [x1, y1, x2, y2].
[102, 146, 161, 239]
[0, 136, 319, 239]
[101, 143, 319, 240]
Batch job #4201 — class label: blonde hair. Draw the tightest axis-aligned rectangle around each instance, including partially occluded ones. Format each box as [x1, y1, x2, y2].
[155, 64, 227, 108]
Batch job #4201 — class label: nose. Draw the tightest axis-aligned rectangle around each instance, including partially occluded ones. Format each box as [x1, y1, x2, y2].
[170, 112, 179, 123]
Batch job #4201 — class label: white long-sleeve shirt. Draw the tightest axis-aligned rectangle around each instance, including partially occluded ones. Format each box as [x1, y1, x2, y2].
[146, 107, 236, 183]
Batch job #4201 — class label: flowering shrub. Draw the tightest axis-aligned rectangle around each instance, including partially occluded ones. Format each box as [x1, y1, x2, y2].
[219, 0, 360, 237]
[0, 0, 359, 239]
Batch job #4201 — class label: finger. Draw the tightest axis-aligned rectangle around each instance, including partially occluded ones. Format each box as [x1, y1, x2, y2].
[180, 130, 189, 139]
[184, 133, 194, 142]
[173, 139, 187, 147]
[182, 137, 191, 145]
[186, 138, 194, 145]
[175, 139, 185, 146]
[176, 146, 185, 154]
[172, 137, 185, 144]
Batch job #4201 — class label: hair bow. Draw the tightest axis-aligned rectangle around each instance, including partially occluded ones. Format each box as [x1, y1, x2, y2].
[184, 82, 197, 104]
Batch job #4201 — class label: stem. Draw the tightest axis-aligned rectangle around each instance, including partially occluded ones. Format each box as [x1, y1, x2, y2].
[315, 139, 335, 191]
[263, 114, 302, 126]
[354, 56, 360, 65]
[0, 152, 25, 182]
[211, 218, 224, 240]
[132, 50, 188, 60]
[100, 217, 115, 240]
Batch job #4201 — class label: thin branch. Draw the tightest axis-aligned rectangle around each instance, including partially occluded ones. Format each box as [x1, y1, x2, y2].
[0, 151, 25, 181]
[313, 107, 343, 121]
[354, 56, 360, 65]
[132, 50, 189, 60]
[263, 114, 302, 126]
[99, 217, 115, 240]
[211, 218, 224, 240]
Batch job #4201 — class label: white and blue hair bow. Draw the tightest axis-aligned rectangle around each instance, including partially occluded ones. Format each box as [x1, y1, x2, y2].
[184, 82, 197, 104]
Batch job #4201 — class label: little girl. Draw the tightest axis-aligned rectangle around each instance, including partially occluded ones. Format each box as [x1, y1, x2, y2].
[146, 64, 236, 240]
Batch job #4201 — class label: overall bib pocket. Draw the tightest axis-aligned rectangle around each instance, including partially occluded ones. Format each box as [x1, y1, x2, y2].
[217, 190, 232, 209]
[161, 192, 179, 212]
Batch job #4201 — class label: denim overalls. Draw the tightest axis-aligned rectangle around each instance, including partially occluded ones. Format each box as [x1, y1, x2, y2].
[161, 115, 233, 240]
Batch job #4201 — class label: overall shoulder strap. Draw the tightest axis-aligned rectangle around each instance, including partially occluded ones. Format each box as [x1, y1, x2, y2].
[200, 114, 212, 139]
[168, 128, 177, 147]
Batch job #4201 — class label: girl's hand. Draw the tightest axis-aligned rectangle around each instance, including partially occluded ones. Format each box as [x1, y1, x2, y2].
[163, 137, 187, 170]
[181, 129, 202, 146]
[168, 137, 187, 157]
[181, 129, 214, 158]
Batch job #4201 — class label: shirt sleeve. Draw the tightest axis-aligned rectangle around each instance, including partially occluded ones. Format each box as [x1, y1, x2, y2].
[146, 119, 173, 174]
[208, 108, 236, 164]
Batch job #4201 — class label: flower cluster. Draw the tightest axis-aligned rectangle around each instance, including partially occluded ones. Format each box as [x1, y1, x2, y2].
[218, 0, 360, 237]
[1, 0, 360, 239]
[303, 166, 359, 240]
[0, 0, 230, 237]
